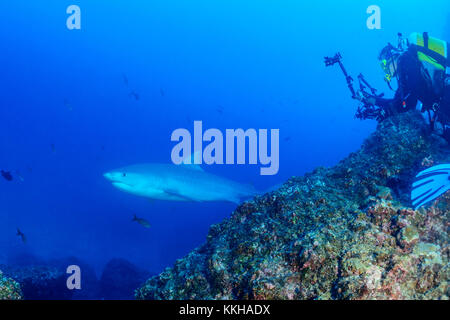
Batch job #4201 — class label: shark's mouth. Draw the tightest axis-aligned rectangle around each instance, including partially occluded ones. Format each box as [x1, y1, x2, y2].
[112, 182, 131, 190]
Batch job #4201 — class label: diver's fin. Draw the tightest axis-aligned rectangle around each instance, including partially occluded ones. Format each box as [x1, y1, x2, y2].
[411, 164, 450, 210]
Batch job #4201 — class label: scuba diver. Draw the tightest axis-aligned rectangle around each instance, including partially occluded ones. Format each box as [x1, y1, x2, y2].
[325, 32, 450, 210]
[372, 33, 450, 210]
[365, 32, 450, 141]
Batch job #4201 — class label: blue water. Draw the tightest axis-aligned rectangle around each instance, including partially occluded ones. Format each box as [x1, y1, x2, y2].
[0, 0, 448, 278]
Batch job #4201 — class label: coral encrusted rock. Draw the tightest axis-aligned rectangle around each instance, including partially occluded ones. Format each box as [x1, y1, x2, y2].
[136, 111, 449, 300]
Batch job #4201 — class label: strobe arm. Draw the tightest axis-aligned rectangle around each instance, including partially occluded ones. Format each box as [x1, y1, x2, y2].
[324, 53, 356, 98]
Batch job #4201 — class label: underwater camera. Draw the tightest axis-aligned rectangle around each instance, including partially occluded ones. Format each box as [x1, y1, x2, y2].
[324, 53, 343, 67]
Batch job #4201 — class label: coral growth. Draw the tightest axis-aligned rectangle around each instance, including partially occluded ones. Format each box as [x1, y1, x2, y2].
[0, 265, 72, 300]
[136, 111, 449, 300]
[0, 270, 22, 300]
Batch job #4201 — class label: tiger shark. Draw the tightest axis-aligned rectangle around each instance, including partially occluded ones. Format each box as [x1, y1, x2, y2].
[103, 163, 258, 204]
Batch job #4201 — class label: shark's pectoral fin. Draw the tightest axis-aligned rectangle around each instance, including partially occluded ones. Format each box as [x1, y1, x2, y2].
[143, 187, 185, 201]
[163, 189, 199, 202]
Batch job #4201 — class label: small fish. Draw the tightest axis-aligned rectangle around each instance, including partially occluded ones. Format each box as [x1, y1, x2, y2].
[50, 143, 56, 153]
[284, 137, 291, 142]
[122, 73, 129, 87]
[216, 105, 224, 114]
[64, 99, 73, 111]
[16, 228, 26, 243]
[160, 88, 165, 97]
[129, 91, 140, 101]
[132, 214, 150, 228]
[1, 170, 13, 181]
[15, 170, 24, 182]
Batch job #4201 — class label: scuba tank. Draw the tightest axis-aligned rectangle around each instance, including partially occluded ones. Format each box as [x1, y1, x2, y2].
[408, 33, 449, 108]
[408, 32, 449, 71]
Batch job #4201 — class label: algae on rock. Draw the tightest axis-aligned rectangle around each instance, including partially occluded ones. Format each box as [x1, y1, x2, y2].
[0, 270, 22, 300]
[136, 111, 449, 300]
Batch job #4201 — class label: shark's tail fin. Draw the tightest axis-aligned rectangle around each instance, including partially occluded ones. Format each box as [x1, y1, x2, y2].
[236, 182, 285, 204]
[262, 182, 284, 195]
[411, 164, 450, 210]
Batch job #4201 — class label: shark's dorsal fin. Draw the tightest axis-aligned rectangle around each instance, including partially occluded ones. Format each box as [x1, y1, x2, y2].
[182, 151, 202, 164]
[181, 151, 204, 171]
[187, 165, 204, 171]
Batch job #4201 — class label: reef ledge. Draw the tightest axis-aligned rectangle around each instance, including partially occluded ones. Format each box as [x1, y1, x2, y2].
[136, 111, 449, 300]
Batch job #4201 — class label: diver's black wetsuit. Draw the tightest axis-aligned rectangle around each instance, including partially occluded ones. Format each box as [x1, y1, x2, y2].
[373, 46, 450, 139]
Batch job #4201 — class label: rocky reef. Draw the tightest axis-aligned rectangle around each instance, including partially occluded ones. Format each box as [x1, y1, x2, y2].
[0, 264, 73, 300]
[99, 258, 151, 300]
[0, 255, 152, 300]
[0, 270, 22, 300]
[136, 111, 449, 300]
